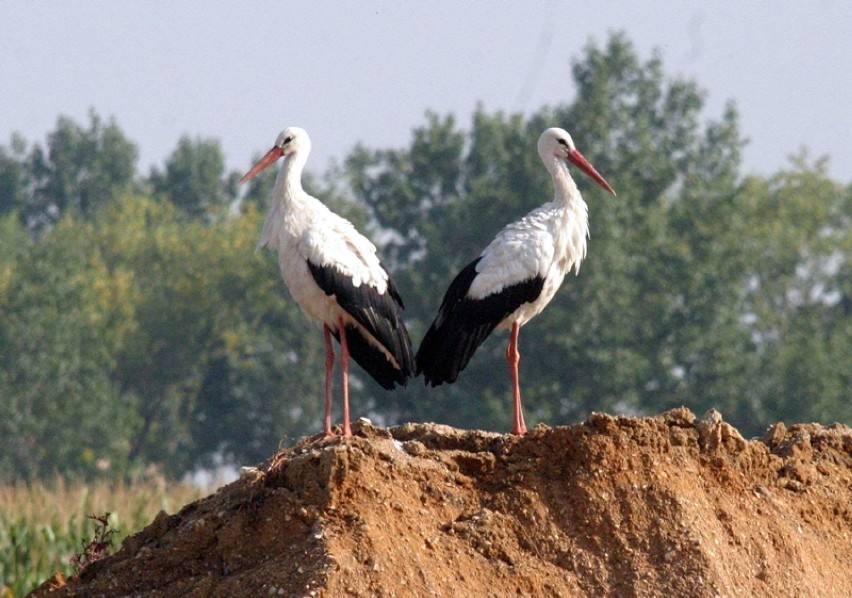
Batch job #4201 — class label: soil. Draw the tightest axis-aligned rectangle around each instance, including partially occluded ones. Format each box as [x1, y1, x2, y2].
[31, 408, 852, 597]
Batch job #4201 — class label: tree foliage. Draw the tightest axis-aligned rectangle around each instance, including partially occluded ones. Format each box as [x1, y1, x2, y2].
[0, 33, 848, 482]
[345, 33, 849, 435]
[149, 135, 236, 219]
[0, 215, 137, 479]
[737, 155, 852, 426]
[8, 111, 139, 233]
[0, 193, 333, 480]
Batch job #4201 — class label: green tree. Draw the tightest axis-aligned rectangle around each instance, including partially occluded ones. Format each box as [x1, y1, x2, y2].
[0, 216, 138, 481]
[0, 178, 371, 479]
[738, 156, 851, 427]
[149, 135, 235, 219]
[94, 195, 332, 473]
[21, 111, 138, 232]
[0, 134, 29, 218]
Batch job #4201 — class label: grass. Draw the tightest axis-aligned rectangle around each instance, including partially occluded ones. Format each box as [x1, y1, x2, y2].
[0, 476, 205, 597]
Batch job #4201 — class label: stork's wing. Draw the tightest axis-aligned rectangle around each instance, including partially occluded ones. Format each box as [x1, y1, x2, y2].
[301, 217, 386, 291]
[467, 217, 555, 299]
[415, 256, 545, 386]
[301, 220, 414, 389]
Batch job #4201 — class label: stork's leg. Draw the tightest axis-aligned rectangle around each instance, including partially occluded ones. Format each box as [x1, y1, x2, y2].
[323, 324, 335, 439]
[507, 322, 527, 435]
[338, 315, 353, 438]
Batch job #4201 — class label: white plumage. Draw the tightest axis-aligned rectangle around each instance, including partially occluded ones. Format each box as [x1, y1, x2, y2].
[469, 196, 589, 327]
[416, 127, 616, 435]
[241, 127, 414, 438]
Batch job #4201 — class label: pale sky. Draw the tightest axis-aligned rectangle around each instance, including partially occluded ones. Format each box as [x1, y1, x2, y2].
[2, 2, 851, 183]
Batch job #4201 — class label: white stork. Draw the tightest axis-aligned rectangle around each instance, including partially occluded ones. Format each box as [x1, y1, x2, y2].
[416, 127, 616, 435]
[240, 127, 415, 438]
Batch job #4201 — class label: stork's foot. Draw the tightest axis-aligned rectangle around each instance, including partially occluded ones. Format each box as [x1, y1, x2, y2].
[318, 423, 353, 440]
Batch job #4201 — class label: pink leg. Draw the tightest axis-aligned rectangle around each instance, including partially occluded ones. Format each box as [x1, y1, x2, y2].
[507, 322, 527, 435]
[338, 315, 353, 438]
[323, 325, 335, 438]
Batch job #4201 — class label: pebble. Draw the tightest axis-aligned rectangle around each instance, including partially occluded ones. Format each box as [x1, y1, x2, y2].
[239, 466, 261, 479]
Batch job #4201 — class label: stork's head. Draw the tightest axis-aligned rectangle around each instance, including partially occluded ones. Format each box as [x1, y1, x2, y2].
[538, 128, 616, 196]
[240, 126, 311, 184]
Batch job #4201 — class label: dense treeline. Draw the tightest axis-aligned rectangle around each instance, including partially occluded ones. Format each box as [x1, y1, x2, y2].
[1, 34, 849, 481]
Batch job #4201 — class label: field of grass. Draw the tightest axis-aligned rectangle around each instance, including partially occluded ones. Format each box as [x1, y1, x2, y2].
[0, 476, 204, 597]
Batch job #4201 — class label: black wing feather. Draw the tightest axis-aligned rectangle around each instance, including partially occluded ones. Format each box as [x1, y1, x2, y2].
[307, 260, 415, 389]
[416, 257, 545, 386]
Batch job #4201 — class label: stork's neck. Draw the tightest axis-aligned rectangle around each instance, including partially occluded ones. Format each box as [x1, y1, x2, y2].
[258, 150, 310, 251]
[550, 158, 584, 208]
[549, 158, 590, 270]
[273, 151, 308, 206]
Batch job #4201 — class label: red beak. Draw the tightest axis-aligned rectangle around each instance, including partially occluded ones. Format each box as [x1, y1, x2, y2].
[239, 146, 285, 184]
[567, 150, 616, 196]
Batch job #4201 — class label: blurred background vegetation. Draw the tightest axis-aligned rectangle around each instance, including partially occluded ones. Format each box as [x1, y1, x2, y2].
[0, 34, 849, 486]
[1, 32, 850, 595]
[0, 475, 202, 595]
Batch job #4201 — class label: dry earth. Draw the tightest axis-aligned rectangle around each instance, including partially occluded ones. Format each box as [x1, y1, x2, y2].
[32, 408, 852, 597]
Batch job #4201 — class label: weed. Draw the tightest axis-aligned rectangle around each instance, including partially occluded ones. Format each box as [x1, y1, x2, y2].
[69, 513, 118, 574]
[0, 479, 203, 596]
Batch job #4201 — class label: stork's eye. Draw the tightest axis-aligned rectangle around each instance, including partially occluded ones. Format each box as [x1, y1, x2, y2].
[283, 136, 293, 144]
[557, 138, 568, 146]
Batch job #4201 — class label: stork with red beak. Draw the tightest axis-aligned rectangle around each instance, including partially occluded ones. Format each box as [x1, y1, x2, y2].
[416, 127, 616, 435]
[240, 127, 415, 438]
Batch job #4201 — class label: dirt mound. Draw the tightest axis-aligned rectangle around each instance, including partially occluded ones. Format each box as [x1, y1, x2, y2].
[32, 408, 852, 597]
